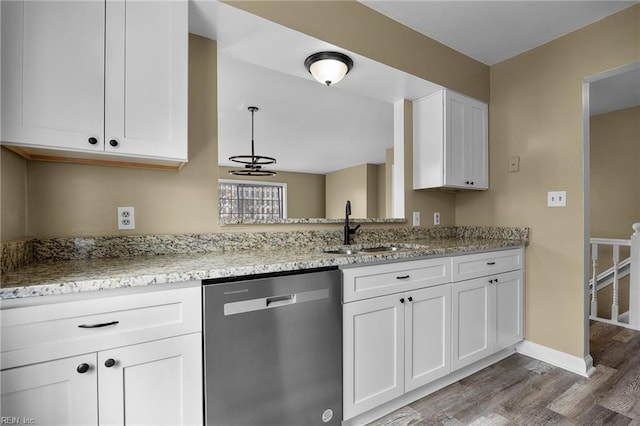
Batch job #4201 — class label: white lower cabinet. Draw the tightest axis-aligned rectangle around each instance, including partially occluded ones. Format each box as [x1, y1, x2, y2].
[343, 285, 451, 419]
[99, 333, 202, 426]
[451, 270, 524, 371]
[0, 334, 201, 426]
[0, 284, 202, 426]
[0, 354, 99, 425]
[405, 285, 451, 392]
[343, 248, 525, 422]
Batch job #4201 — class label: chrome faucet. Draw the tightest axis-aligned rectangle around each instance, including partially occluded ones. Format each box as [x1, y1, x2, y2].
[344, 200, 361, 245]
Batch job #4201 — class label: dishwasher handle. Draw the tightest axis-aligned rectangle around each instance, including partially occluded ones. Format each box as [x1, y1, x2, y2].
[266, 294, 296, 307]
[223, 288, 329, 316]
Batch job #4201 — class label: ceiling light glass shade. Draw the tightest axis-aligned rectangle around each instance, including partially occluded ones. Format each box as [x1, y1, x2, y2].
[304, 52, 353, 86]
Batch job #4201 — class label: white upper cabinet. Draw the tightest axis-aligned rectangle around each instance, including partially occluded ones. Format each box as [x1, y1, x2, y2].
[413, 89, 488, 190]
[104, 0, 187, 161]
[1, 1, 106, 153]
[1, 0, 188, 168]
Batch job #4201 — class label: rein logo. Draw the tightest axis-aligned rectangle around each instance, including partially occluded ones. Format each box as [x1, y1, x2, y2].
[1, 418, 36, 424]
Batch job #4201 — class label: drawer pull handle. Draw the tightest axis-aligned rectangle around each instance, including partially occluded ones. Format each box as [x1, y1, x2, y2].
[76, 363, 91, 374]
[396, 275, 410, 280]
[78, 321, 119, 329]
[487, 262, 496, 265]
[104, 358, 117, 368]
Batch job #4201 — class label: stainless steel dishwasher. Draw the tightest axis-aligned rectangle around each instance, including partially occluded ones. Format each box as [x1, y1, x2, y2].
[203, 267, 342, 426]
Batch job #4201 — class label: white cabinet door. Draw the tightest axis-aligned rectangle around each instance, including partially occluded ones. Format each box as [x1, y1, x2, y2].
[467, 99, 489, 189]
[405, 285, 451, 392]
[98, 333, 202, 426]
[413, 89, 488, 191]
[493, 270, 524, 351]
[104, 0, 187, 161]
[444, 91, 467, 187]
[445, 91, 488, 190]
[451, 278, 492, 371]
[0, 354, 98, 425]
[343, 294, 404, 420]
[1, 0, 105, 152]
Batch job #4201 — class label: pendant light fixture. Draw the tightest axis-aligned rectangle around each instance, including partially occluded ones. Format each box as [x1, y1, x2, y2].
[304, 51, 353, 86]
[228, 106, 276, 176]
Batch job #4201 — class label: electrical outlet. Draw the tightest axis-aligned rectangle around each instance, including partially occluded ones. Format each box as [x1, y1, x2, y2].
[434, 212, 441, 225]
[412, 211, 420, 227]
[547, 191, 567, 207]
[117, 207, 135, 230]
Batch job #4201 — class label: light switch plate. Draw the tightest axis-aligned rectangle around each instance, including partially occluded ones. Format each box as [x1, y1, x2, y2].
[508, 156, 520, 172]
[412, 211, 420, 227]
[547, 191, 567, 207]
[433, 212, 441, 225]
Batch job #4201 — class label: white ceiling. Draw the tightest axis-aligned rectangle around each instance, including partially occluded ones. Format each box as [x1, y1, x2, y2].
[189, 0, 640, 174]
[359, 1, 638, 66]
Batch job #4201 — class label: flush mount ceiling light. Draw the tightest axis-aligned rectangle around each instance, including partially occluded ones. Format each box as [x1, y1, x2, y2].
[304, 51, 353, 86]
[228, 106, 276, 176]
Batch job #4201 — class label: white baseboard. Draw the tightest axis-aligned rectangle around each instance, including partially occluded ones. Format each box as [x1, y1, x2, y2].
[516, 340, 596, 377]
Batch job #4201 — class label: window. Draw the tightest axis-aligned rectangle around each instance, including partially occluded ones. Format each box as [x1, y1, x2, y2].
[218, 179, 287, 220]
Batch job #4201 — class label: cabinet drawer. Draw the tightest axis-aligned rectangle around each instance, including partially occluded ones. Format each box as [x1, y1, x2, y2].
[1, 284, 201, 370]
[343, 258, 450, 302]
[452, 249, 523, 281]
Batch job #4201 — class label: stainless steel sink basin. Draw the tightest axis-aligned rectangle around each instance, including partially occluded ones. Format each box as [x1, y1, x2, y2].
[357, 246, 400, 253]
[323, 248, 359, 255]
[322, 245, 403, 255]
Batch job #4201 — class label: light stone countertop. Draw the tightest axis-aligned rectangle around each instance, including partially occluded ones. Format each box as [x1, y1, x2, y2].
[0, 238, 525, 300]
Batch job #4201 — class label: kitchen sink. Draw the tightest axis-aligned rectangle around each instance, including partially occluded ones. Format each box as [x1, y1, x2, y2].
[322, 245, 404, 255]
[323, 248, 360, 255]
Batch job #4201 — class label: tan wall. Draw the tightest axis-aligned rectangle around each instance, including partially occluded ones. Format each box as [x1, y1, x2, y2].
[24, 35, 219, 238]
[1, 148, 28, 241]
[590, 106, 640, 318]
[326, 164, 368, 218]
[366, 164, 379, 219]
[219, 166, 325, 218]
[590, 106, 640, 239]
[456, 5, 640, 357]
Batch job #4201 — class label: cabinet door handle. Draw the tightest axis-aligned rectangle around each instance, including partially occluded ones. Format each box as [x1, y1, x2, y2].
[78, 320, 119, 329]
[396, 275, 410, 280]
[489, 279, 494, 283]
[76, 363, 91, 374]
[88, 137, 98, 145]
[109, 139, 119, 147]
[487, 262, 496, 265]
[104, 358, 117, 368]
[400, 298, 405, 304]
[408, 296, 413, 302]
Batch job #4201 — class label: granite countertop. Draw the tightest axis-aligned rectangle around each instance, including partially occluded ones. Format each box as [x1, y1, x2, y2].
[0, 238, 525, 300]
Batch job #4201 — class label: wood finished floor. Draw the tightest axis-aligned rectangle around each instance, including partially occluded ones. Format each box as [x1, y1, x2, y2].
[367, 322, 640, 426]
